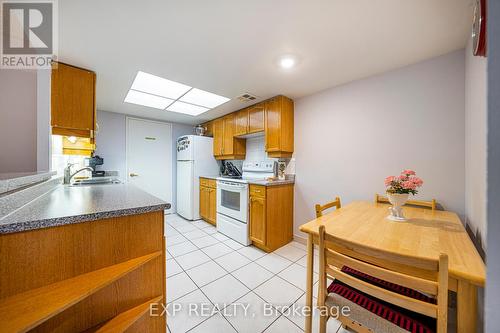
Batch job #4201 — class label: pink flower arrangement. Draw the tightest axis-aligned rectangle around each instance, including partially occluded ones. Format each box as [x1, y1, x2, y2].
[385, 170, 423, 195]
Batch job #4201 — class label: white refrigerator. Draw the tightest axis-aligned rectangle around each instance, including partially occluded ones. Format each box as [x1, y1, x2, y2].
[176, 135, 219, 220]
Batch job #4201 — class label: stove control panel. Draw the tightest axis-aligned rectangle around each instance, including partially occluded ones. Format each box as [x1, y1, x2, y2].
[242, 161, 275, 173]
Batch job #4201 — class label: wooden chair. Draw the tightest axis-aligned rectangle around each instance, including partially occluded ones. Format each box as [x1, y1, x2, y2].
[375, 193, 437, 211]
[315, 197, 341, 217]
[317, 225, 448, 333]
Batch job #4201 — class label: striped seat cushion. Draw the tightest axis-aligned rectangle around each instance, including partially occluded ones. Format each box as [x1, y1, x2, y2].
[337, 266, 436, 304]
[327, 266, 436, 333]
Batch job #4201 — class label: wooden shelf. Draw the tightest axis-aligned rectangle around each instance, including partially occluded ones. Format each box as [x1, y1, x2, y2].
[93, 296, 163, 333]
[0, 251, 161, 333]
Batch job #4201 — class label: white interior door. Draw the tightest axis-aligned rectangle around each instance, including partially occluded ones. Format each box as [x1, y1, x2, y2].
[127, 118, 172, 213]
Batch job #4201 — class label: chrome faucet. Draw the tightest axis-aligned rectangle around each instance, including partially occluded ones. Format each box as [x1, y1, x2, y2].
[63, 163, 94, 184]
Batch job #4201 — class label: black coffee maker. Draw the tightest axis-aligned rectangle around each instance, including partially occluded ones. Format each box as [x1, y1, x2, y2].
[86, 155, 105, 177]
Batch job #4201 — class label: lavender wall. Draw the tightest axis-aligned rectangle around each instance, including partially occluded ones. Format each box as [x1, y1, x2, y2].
[293, 50, 466, 239]
[465, 36, 488, 247]
[0, 70, 38, 173]
[95, 110, 193, 212]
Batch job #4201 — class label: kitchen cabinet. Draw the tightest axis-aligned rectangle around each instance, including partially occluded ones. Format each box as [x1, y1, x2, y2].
[234, 109, 249, 136]
[0, 210, 166, 332]
[202, 121, 214, 137]
[213, 114, 246, 159]
[249, 193, 266, 247]
[249, 184, 294, 252]
[199, 178, 216, 225]
[51, 61, 96, 138]
[213, 118, 224, 157]
[265, 96, 294, 158]
[234, 104, 265, 137]
[222, 114, 236, 154]
[248, 104, 265, 133]
[202, 95, 293, 160]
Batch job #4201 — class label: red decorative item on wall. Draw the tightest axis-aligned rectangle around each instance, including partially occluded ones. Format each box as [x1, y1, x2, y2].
[472, 0, 487, 57]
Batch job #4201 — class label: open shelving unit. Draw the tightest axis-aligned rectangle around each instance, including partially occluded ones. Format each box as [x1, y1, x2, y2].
[0, 211, 167, 333]
[0, 252, 161, 333]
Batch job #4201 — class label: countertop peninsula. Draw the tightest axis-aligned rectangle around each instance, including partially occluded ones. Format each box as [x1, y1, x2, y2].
[0, 183, 170, 234]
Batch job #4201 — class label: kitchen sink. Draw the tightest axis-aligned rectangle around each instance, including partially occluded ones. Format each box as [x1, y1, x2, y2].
[70, 177, 121, 186]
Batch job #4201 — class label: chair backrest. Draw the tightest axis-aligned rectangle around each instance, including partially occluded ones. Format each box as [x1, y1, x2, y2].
[375, 193, 437, 211]
[315, 197, 341, 217]
[317, 225, 448, 333]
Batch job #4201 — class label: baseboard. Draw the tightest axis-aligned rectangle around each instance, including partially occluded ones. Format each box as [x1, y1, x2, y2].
[293, 233, 320, 251]
[293, 233, 307, 245]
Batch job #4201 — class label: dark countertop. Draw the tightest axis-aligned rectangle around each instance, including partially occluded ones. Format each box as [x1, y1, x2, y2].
[0, 183, 170, 234]
[199, 175, 295, 186]
[199, 175, 219, 180]
[247, 177, 295, 186]
[0, 171, 56, 195]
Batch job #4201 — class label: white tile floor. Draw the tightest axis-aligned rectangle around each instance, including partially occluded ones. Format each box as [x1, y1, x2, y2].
[165, 213, 343, 333]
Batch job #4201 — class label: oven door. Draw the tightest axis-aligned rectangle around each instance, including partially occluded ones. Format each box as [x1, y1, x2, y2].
[216, 180, 248, 222]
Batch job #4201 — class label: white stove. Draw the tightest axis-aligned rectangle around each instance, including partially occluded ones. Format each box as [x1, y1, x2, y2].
[216, 161, 276, 245]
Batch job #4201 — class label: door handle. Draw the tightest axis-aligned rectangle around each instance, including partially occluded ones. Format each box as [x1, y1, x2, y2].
[129, 173, 139, 177]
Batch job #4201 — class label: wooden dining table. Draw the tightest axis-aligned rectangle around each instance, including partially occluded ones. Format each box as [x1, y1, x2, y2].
[299, 201, 485, 333]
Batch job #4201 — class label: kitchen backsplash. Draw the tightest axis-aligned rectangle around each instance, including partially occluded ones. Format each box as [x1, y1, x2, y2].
[221, 136, 295, 175]
[245, 136, 268, 161]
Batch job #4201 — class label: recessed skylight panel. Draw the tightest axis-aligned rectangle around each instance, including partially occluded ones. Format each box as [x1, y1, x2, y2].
[124, 71, 231, 116]
[180, 88, 230, 108]
[130, 71, 191, 99]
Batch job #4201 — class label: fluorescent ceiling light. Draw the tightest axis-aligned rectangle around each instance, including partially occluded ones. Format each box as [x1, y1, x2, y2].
[124, 90, 174, 109]
[131, 71, 191, 99]
[180, 88, 230, 108]
[167, 101, 209, 116]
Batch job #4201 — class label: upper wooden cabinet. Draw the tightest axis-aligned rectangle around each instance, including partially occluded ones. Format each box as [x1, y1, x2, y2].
[202, 95, 293, 159]
[234, 109, 249, 136]
[51, 62, 96, 138]
[203, 121, 214, 137]
[213, 114, 246, 159]
[248, 104, 265, 134]
[234, 104, 265, 137]
[213, 118, 224, 157]
[265, 96, 294, 158]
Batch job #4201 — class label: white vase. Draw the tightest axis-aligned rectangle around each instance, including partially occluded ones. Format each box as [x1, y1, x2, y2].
[387, 193, 409, 221]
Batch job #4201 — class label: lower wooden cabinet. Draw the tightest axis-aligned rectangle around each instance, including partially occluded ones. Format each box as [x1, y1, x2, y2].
[199, 178, 217, 225]
[0, 211, 166, 332]
[249, 195, 266, 247]
[249, 184, 294, 252]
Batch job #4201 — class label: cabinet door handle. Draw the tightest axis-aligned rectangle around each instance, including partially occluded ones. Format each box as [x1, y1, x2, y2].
[129, 173, 139, 177]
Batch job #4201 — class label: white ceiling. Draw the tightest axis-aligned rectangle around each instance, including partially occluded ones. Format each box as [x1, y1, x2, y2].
[58, 0, 473, 125]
